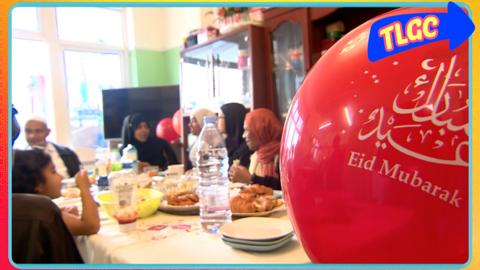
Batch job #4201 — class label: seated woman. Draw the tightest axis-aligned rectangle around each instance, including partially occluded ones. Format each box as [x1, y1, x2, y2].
[189, 108, 216, 136]
[187, 108, 216, 166]
[217, 103, 253, 168]
[12, 149, 100, 236]
[228, 108, 283, 190]
[121, 113, 178, 171]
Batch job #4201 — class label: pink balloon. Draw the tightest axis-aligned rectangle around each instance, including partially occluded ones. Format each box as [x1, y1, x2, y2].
[280, 7, 469, 263]
[172, 109, 182, 136]
[156, 118, 178, 143]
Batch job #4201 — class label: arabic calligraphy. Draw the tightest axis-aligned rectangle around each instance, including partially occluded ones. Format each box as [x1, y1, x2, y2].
[358, 56, 468, 167]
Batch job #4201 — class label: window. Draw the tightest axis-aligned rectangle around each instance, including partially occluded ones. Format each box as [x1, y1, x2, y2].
[11, 7, 128, 150]
[64, 50, 122, 148]
[12, 38, 52, 149]
[56, 7, 123, 46]
[12, 8, 39, 32]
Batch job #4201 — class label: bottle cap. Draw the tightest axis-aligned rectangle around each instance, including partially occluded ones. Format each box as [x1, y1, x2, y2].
[203, 115, 217, 125]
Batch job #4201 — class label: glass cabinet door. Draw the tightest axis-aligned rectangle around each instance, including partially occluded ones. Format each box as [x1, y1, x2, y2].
[271, 21, 305, 121]
[212, 30, 251, 109]
[180, 29, 253, 115]
[180, 47, 213, 115]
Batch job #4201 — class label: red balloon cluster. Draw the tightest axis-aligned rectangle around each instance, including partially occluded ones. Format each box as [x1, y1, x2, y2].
[280, 7, 469, 264]
[156, 118, 178, 143]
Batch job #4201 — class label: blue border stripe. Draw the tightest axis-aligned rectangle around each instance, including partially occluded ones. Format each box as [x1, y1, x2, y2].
[8, 1, 472, 269]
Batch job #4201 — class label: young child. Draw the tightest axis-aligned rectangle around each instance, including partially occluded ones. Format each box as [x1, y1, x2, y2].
[13, 149, 100, 236]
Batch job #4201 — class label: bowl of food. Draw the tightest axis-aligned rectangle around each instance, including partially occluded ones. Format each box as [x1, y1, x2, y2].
[95, 188, 163, 219]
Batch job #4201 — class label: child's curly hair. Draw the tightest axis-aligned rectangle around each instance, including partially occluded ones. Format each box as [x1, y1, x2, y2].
[13, 149, 52, 193]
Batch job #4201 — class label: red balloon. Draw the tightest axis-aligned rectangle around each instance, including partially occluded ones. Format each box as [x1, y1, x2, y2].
[172, 109, 182, 136]
[280, 7, 468, 263]
[156, 118, 178, 143]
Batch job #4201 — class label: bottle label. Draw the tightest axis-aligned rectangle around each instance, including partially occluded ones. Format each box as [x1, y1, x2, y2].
[97, 163, 108, 176]
[132, 160, 139, 174]
[127, 151, 138, 161]
[122, 162, 132, 169]
[201, 192, 230, 212]
[206, 205, 230, 211]
[112, 182, 135, 207]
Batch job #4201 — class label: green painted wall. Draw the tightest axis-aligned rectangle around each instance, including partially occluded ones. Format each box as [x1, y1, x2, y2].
[163, 47, 181, 84]
[129, 50, 140, 86]
[129, 47, 181, 87]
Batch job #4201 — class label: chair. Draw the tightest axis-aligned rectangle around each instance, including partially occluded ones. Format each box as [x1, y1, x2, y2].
[12, 193, 84, 263]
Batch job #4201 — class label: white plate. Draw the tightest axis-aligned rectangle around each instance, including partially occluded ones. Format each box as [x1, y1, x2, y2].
[229, 182, 246, 189]
[222, 235, 292, 252]
[158, 200, 199, 215]
[222, 232, 293, 246]
[220, 217, 293, 241]
[232, 204, 286, 218]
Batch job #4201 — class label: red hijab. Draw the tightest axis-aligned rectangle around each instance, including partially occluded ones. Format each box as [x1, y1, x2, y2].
[245, 109, 283, 176]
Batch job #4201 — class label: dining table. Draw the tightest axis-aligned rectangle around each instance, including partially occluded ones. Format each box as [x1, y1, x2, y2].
[57, 195, 311, 265]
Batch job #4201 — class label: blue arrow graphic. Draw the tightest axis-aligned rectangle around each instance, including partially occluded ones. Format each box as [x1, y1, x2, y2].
[368, 2, 475, 62]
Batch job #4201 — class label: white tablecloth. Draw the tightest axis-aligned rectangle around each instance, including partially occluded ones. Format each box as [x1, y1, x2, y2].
[73, 208, 310, 264]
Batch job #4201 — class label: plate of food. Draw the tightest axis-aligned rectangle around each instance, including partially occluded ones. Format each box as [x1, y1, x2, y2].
[232, 203, 285, 218]
[229, 182, 246, 190]
[158, 192, 200, 215]
[230, 184, 286, 218]
[61, 187, 81, 199]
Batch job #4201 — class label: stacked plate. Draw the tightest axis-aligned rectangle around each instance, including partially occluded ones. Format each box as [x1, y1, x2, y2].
[157, 201, 199, 215]
[219, 217, 294, 252]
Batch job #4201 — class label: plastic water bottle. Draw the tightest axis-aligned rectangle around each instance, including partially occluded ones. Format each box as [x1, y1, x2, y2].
[121, 144, 138, 174]
[110, 149, 123, 172]
[195, 116, 232, 233]
[95, 148, 110, 191]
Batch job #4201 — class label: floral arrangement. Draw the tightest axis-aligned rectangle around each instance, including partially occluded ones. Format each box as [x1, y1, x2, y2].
[213, 7, 264, 34]
[216, 7, 249, 19]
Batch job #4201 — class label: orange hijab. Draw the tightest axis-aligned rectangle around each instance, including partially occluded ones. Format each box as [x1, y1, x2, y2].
[245, 109, 283, 177]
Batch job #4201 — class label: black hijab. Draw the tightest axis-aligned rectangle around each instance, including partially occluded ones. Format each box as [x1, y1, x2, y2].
[121, 113, 149, 149]
[220, 103, 248, 156]
[120, 113, 178, 169]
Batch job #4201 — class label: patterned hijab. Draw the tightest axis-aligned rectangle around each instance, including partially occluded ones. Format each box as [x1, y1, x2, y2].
[245, 108, 283, 177]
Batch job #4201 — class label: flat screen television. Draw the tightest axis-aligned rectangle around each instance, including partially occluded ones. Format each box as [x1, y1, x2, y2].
[102, 85, 180, 139]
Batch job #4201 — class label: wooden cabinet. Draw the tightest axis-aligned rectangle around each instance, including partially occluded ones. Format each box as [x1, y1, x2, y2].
[263, 7, 394, 120]
[263, 8, 310, 120]
[178, 25, 269, 165]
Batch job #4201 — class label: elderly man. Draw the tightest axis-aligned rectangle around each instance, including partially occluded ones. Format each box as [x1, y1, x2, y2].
[24, 117, 81, 178]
